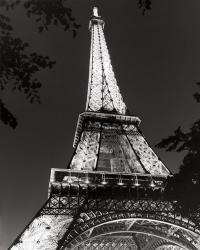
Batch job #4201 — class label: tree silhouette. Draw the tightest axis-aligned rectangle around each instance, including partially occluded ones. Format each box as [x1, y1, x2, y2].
[0, 0, 80, 128]
[156, 82, 200, 216]
[138, 0, 152, 15]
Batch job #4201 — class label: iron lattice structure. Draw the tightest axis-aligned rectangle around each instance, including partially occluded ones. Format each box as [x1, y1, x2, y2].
[9, 7, 200, 250]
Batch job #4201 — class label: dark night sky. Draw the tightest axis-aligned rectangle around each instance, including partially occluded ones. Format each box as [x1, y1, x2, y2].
[1, 0, 200, 249]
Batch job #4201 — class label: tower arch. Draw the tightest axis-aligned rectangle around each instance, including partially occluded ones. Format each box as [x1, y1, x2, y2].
[9, 6, 200, 250]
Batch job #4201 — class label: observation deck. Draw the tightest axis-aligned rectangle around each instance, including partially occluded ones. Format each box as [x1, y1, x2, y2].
[48, 168, 171, 197]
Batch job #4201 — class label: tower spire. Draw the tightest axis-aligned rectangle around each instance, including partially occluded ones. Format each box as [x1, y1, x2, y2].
[86, 7, 127, 114]
[93, 6, 99, 17]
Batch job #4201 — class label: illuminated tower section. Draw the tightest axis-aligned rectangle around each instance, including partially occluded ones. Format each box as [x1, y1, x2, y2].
[86, 7, 127, 114]
[9, 7, 200, 250]
[70, 7, 170, 175]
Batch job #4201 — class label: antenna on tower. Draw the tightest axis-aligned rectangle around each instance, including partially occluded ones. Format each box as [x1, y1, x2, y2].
[93, 6, 99, 17]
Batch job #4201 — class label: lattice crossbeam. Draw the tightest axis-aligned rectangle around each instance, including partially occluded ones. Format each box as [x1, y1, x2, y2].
[9, 194, 200, 250]
[74, 236, 137, 250]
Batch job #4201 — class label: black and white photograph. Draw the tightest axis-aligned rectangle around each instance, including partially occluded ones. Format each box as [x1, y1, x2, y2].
[1, 0, 200, 249]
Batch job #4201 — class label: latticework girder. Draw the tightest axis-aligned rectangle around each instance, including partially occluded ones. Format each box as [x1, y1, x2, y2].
[74, 234, 186, 250]
[132, 234, 178, 250]
[9, 191, 200, 250]
[86, 7, 126, 114]
[74, 236, 137, 250]
[156, 245, 184, 250]
[8, 6, 200, 250]
[70, 112, 170, 175]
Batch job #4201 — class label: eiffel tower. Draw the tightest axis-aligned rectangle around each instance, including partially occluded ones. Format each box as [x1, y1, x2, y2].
[9, 7, 200, 250]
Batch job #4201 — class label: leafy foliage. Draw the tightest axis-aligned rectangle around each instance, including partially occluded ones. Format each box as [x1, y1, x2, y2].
[0, 13, 55, 128]
[194, 82, 200, 103]
[22, 0, 80, 36]
[0, 0, 80, 128]
[157, 83, 200, 215]
[138, 0, 152, 15]
[0, 0, 80, 35]
[0, 99, 17, 128]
